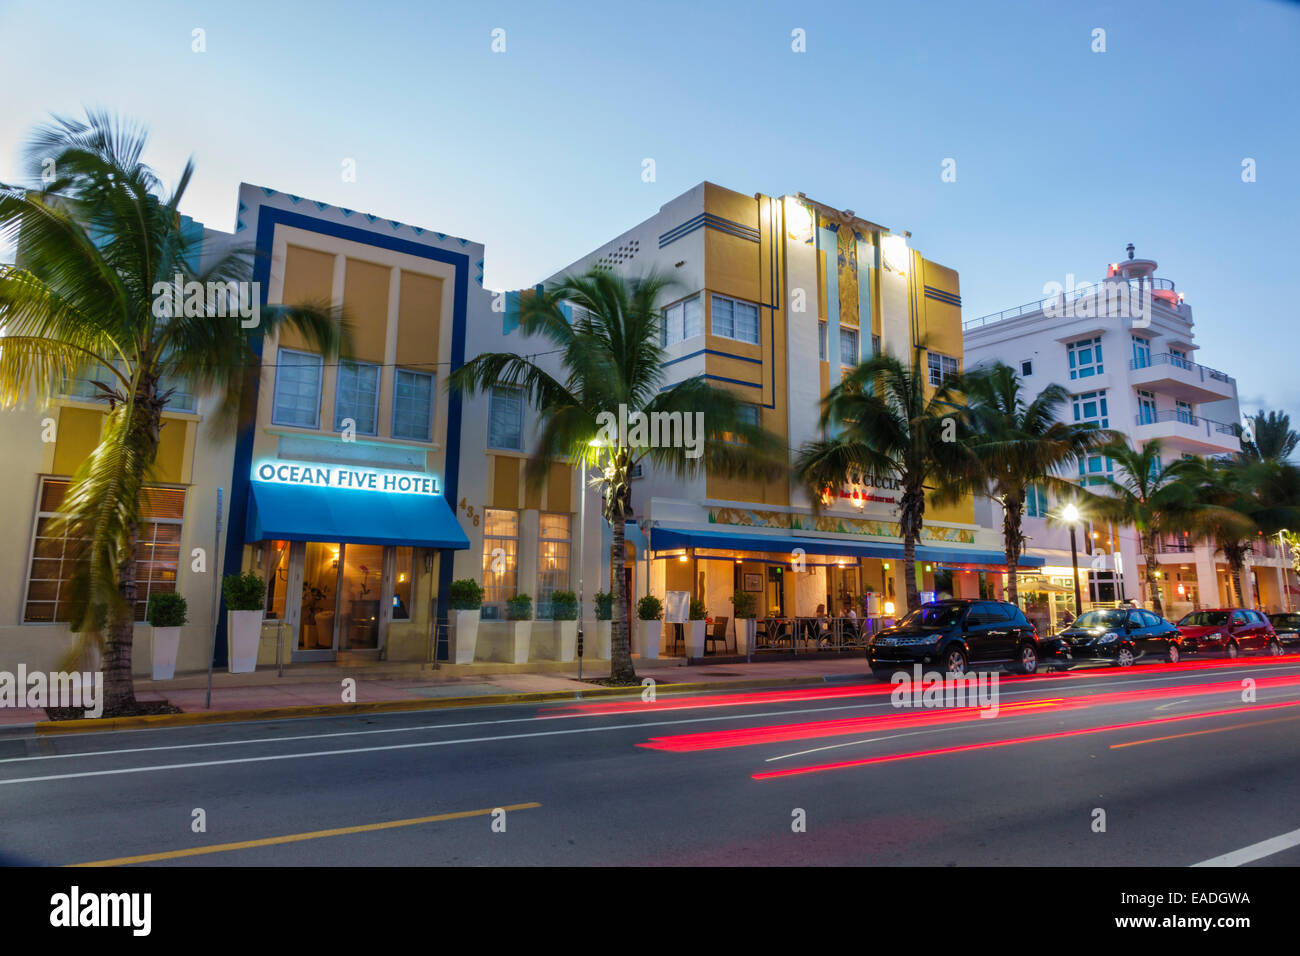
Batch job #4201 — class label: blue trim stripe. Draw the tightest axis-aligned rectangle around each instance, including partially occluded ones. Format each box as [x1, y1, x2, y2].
[218, 205, 471, 666]
[924, 286, 961, 306]
[662, 347, 763, 368]
[658, 212, 760, 248]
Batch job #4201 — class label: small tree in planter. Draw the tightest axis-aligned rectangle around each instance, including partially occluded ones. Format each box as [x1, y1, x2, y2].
[146, 591, 187, 680]
[636, 594, 664, 660]
[687, 598, 708, 658]
[448, 579, 485, 665]
[550, 590, 579, 661]
[506, 593, 533, 664]
[731, 590, 758, 654]
[222, 571, 266, 674]
[592, 592, 613, 659]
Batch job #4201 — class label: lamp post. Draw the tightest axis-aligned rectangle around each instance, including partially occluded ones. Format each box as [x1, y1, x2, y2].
[1279, 529, 1291, 614]
[1062, 503, 1084, 616]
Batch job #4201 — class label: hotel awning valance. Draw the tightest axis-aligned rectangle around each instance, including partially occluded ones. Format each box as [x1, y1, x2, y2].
[647, 525, 1043, 568]
[246, 481, 470, 549]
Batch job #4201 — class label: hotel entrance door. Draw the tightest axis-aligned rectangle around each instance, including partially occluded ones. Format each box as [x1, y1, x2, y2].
[269, 541, 392, 662]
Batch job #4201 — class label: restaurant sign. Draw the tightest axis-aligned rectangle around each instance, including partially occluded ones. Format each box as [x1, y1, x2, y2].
[252, 460, 441, 496]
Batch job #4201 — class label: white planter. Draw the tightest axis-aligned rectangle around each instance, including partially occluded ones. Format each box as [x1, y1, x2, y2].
[151, 626, 181, 680]
[509, 620, 532, 664]
[556, 620, 578, 661]
[227, 610, 263, 673]
[735, 619, 755, 655]
[637, 620, 662, 659]
[594, 620, 612, 658]
[452, 609, 481, 664]
[688, 620, 707, 658]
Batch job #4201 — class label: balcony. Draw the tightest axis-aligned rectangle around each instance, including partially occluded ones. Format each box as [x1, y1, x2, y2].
[1127, 353, 1236, 403]
[1132, 409, 1241, 455]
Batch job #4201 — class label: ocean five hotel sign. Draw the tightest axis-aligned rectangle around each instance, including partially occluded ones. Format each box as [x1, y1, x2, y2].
[252, 460, 441, 496]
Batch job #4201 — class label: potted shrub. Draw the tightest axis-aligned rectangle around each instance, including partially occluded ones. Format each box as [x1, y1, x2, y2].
[636, 594, 663, 660]
[448, 579, 484, 664]
[146, 591, 187, 680]
[550, 590, 579, 661]
[688, 598, 708, 658]
[506, 593, 533, 664]
[222, 571, 266, 673]
[592, 591, 613, 659]
[731, 589, 758, 654]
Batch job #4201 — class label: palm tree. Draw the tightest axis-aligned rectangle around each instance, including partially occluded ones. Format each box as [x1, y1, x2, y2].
[1241, 409, 1299, 464]
[0, 112, 345, 714]
[448, 268, 784, 683]
[955, 361, 1118, 606]
[794, 348, 969, 612]
[1087, 440, 1197, 617]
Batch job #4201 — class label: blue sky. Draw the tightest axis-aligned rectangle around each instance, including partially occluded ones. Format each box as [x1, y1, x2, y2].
[2, 0, 1297, 414]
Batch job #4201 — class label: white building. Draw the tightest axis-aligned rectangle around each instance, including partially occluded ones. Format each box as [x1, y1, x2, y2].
[964, 248, 1294, 623]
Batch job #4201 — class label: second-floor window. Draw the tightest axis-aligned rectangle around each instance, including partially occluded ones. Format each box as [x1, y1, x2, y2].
[710, 294, 760, 345]
[334, 360, 380, 435]
[1067, 336, 1103, 379]
[840, 328, 859, 368]
[818, 321, 827, 360]
[1025, 484, 1048, 518]
[1137, 389, 1157, 425]
[272, 348, 323, 428]
[928, 351, 959, 387]
[488, 386, 524, 450]
[1073, 390, 1109, 428]
[1131, 335, 1151, 369]
[661, 296, 702, 346]
[392, 369, 434, 441]
[1176, 400, 1193, 424]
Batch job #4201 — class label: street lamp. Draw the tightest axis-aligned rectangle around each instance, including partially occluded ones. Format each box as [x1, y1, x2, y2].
[577, 437, 603, 682]
[1279, 529, 1291, 613]
[1062, 503, 1084, 616]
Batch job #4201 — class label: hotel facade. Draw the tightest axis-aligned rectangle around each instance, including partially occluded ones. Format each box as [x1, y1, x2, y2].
[2, 179, 1048, 675]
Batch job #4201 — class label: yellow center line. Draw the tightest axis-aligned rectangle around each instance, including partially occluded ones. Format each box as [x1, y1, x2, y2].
[68, 802, 542, 867]
[1109, 715, 1300, 750]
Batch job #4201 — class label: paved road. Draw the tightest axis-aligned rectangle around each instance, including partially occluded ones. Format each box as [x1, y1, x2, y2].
[3, 655, 1300, 866]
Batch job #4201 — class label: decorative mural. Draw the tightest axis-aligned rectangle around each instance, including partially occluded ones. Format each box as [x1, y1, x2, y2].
[708, 507, 976, 545]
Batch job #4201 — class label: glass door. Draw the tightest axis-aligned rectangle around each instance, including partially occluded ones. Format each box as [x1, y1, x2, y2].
[339, 543, 385, 650]
[296, 541, 341, 660]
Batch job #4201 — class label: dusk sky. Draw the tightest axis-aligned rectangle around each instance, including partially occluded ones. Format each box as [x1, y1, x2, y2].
[2, 0, 1296, 414]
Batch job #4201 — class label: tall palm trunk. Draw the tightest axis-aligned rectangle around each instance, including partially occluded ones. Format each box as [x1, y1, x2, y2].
[1001, 494, 1025, 608]
[609, 514, 635, 682]
[899, 483, 924, 611]
[1141, 533, 1162, 617]
[1224, 545, 1248, 608]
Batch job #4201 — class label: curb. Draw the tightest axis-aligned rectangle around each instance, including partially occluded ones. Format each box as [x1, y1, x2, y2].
[32, 673, 864, 735]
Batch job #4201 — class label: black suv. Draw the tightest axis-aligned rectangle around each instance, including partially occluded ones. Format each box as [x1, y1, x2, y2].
[868, 599, 1040, 679]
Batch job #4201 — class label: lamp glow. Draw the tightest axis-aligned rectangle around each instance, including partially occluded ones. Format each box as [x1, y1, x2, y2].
[1062, 503, 1080, 524]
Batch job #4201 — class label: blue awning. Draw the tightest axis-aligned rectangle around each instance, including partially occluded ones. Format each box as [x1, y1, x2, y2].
[246, 481, 470, 549]
[647, 525, 1042, 568]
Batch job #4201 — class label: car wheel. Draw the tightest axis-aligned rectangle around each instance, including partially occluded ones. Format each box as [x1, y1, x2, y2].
[1226, 641, 1240, 659]
[1115, 647, 1136, 667]
[942, 646, 968, 675]
[1267, 639, 1283, 657]
[1015, 642, 1038, 675]
[1166, 642, 1181, 664]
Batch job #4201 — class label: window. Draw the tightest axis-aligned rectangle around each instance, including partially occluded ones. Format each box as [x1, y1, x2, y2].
[1020, 360, 1033, 377]
[871, 335, 881, 358]
[392, 369, 434, 441]
[392, 548, 413, 620]
[818, 321, 827, 361]
[481, 509, 519, 619]
[1131, 335, 1151, 369]
[488, 386, 524, 450]
[1025, 484, 1048, 518]
[272, 349, 323, 427]
[840, 327, 859, 368]
[536, 513, 572, 619]
[710, 294, 760, 344]
[724, 403, 761, 443]
[1073, 390, 1109, 428]
[1067, 336, 1103, 379]
[1176, 400, 1193, 424]
[25, 478, 185, 623]
[1170, 348, 1189, 370]
[334, 360, 380, 435]
[661, 296, 702, 346]
[1137, 389, 1157, 425]
[928, 351, 959, 387]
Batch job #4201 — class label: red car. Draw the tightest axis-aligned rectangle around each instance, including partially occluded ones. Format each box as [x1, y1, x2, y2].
[1175, 608, 1284, 658]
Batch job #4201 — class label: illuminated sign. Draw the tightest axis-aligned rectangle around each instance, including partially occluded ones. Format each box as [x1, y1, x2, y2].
[252, 460, 441, 496]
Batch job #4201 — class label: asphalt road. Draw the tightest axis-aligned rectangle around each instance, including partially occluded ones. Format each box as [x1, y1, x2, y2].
[3, 655, 1300, 867]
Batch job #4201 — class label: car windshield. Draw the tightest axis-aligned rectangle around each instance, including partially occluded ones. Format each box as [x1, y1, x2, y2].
[1073, 610, 1127, 628]
[1179, 611, 1229, 627]
[898, 604, 964, 628]
[1269, 614, 1300, 628]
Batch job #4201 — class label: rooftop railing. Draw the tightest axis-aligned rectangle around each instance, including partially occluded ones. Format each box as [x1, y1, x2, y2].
[965, 277, 1177, 331]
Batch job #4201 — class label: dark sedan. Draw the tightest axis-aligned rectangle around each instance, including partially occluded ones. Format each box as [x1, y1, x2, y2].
[1266, 612, 1300, 650]
[1043, 607, 1183, 666]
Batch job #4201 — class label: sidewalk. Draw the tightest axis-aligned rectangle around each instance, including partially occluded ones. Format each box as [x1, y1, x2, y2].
[0, 655, 873, 730]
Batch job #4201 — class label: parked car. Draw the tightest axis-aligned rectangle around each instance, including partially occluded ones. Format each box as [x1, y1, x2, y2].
[868, 599, 1040, 679]
[1043, 607, 1183, 666]
[1178, 608, 1283, 657]
[1266, 613, 1300, 649]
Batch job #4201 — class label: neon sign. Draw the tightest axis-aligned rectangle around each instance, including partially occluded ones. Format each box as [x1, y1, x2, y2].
[252, 460, 441, 496]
